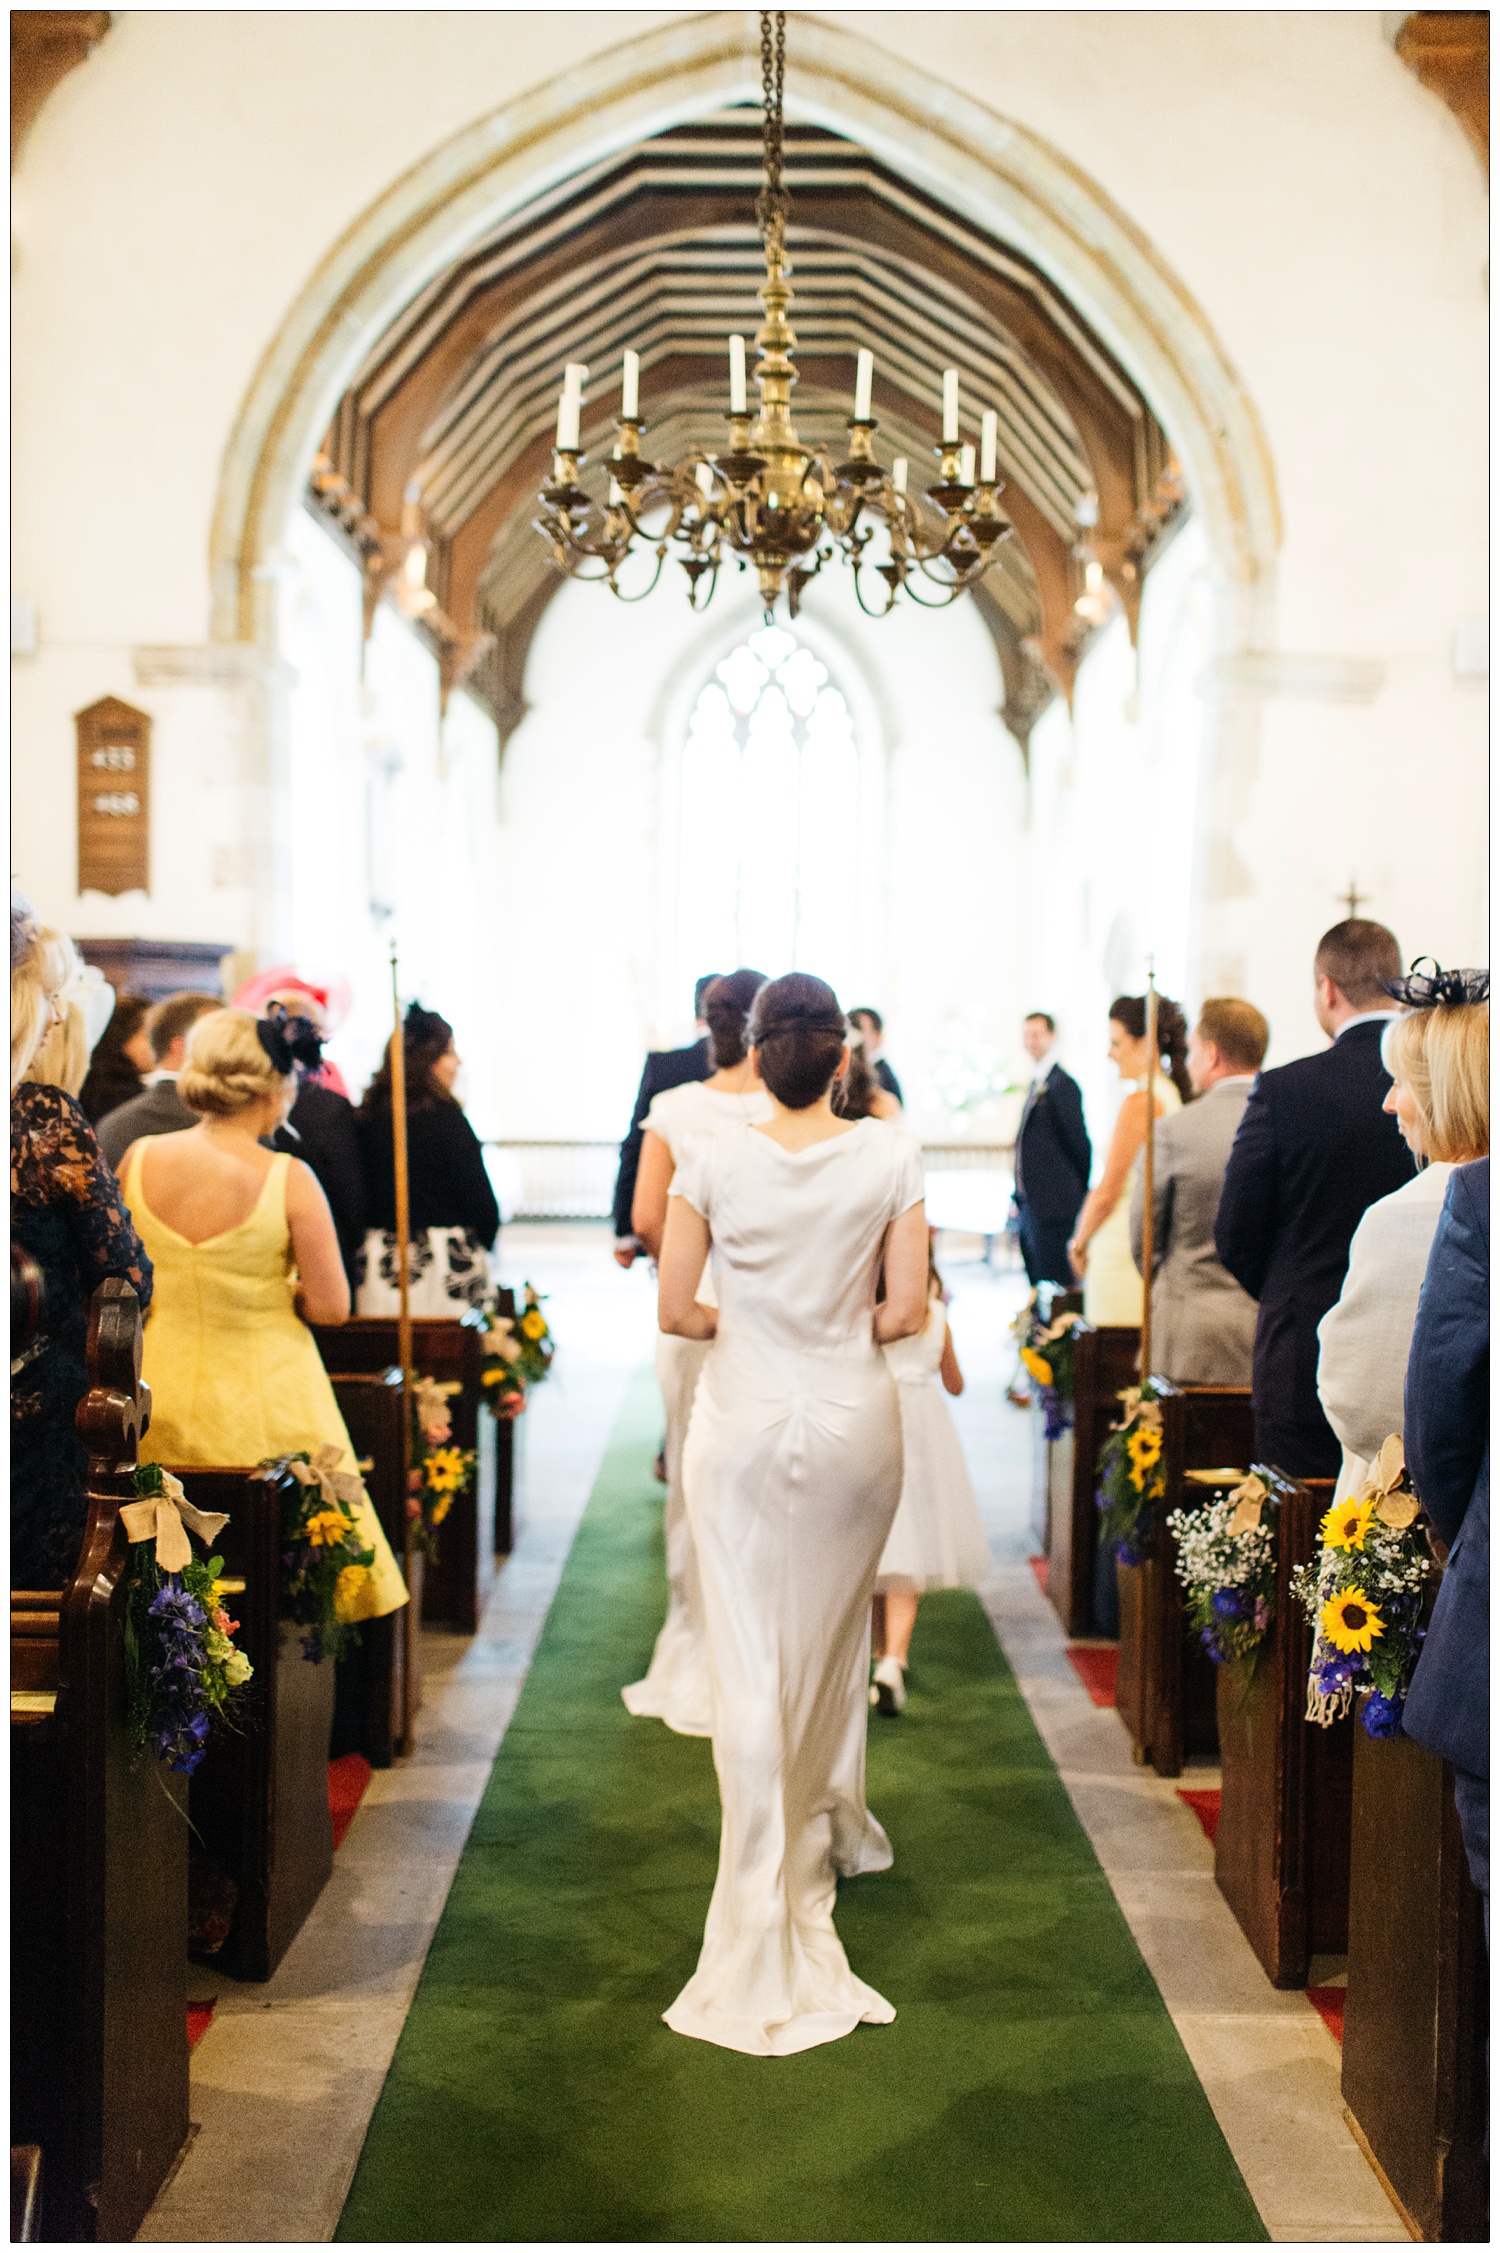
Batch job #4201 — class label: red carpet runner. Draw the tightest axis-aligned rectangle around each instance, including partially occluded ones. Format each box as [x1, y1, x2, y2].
[1065, 1644, 1118, 1706]
[1176, 1787, 1222, 1845]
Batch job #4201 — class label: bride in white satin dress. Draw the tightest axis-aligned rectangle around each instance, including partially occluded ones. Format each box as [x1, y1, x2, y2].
[656, 973, 930, 2057]
[622, 969, 772, 1738]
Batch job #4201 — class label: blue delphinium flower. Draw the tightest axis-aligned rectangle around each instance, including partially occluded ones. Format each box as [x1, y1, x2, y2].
[1361, 1691, 1405, 1740]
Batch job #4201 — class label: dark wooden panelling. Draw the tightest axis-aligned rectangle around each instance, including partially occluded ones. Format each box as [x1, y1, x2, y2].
[1048, 1321, 1138, 1638]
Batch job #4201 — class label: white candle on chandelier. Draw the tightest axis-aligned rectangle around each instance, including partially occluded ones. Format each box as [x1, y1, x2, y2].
[980, 409, 998, 484]
[960, 442, 976, 486]
[729, 334, 747, 416]
[942, 368, 959, 444]
[621, 350, 639, 421]
[892, 457, 908, 496]
[557, 362, 588, 451]
[695, 461, 715, 499]
[854, 348, 874, 422]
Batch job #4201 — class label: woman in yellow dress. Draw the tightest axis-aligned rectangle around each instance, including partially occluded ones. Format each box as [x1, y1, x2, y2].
[1068, 993, 1191, 1325]
[118, 1006, 407, 1623]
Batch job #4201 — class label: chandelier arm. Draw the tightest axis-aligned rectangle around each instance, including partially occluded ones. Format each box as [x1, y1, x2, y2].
[850, 564, 899, 620]
[605, 548, 668, 603]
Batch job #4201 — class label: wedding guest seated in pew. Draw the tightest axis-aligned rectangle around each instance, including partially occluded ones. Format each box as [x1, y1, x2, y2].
[117, 1005, 407, 1627]
[1216, 918, 1413, 1474]
[253, 982, 367, 1294]
[1317, 968, 1488, 1504]
[1403, 1142, 1489, 1928]
[1129, 997, 1267, 1383]
[10, 898, 154, 1586]
[77, 985, 152, 1123]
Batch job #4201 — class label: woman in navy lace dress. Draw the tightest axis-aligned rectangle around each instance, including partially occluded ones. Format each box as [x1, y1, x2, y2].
[11, 904, 154, 1586]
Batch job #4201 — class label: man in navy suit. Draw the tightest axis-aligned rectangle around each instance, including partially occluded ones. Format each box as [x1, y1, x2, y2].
[611, 975, 718, 1267]
[1216, 920, 1415, 1474]
[1011, 1012, 1091, 1287]
[1402, 1157, 1489, 1919]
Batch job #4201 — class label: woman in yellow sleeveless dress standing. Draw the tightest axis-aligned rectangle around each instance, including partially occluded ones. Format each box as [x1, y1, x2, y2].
[1069, 993, 1192, 1326]
[119, 1006, 406, 1622]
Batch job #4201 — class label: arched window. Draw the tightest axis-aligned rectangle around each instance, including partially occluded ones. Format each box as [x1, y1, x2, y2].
[677, 624, 859, 996]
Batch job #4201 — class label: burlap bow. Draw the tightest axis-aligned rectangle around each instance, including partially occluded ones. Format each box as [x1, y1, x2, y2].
[284, 1443, 366, 1514]
[1226, 1472, 1271, 1537]
[1362, 1434, 1418, 1527]
[119, 1470, 230, 1573]
[1115, 1386, 1163, 1431]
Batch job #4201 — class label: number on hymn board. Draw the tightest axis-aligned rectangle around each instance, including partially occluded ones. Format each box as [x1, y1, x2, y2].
[76, 696, 151, 895]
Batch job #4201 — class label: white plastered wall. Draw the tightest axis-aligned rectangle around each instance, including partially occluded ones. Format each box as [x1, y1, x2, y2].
[10, 10, 1487, 1097]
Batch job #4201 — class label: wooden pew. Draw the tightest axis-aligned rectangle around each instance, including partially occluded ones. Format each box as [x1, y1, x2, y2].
[328, 1367, 411, 1766]
[1213, 1475, 1354, 1988]
[1027, 1286, 1080, 1562]
[1341, 1595, 1488, 2241]
[1045, 1321, 1138, 1637]
[312, 1312, 498, 1632]
[1114, 1381, 1253, 1775]
[170, 1462, 335, 1982]
[11, 1279, 189, 2242]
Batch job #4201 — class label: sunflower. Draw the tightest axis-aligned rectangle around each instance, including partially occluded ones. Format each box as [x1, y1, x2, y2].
[424, 1446, 469, 1495]
[1320, 1496, 1374, 1553]
[1321, 1586, 1385, 1654]
[521, 1309, 548, 1342]
[1126, 1427, 1163, 1473]
[305, 1507, 353, 1548]
[334, 1563, 369, 1615]
[430, 1493, 453, 1527]
[1020, 1346, 1053, 1387]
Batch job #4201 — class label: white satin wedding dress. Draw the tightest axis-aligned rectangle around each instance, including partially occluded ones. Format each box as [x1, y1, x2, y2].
[662, 1116, 925, 2057]
[622, 1078, 772, 1737]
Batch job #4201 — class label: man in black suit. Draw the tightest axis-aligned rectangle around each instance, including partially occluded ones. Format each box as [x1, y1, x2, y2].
[1215, 920, 1415, 1475]
[1011, 1012, 1091, 1286]
[612, 975, 718, 1268]
[261, 988, 367, 1292]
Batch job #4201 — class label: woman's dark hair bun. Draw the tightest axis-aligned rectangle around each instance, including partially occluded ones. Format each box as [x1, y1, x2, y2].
[748, 972, 848, 1110]
[1108, 991, 1193, 1105]
[703, 968, 767, 1070]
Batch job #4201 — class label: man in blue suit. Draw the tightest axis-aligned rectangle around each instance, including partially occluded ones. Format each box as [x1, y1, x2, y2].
[1011, 1012, 1091, 1287]
[1402, 1157, 1489, 1921]
[1216, 921, 1414, 1473]
[611, 976, 718, 1267]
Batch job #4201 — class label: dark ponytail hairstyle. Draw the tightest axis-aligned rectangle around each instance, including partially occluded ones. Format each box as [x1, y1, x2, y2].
[360, 1002, 457, 1117]
[748, 972, 848, 1110]
[703, 968, 767, 1070]
[1109, 992, 1193, 1106]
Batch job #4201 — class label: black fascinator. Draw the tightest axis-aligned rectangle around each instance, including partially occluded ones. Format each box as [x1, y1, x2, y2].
[1383, 958, 1490, 1010]
[404, 1001, 453, 1050]
[256, 1001, 326, 1075]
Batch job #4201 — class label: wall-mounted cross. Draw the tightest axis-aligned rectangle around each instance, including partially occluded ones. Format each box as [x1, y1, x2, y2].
[1338, 877, 1369, 919]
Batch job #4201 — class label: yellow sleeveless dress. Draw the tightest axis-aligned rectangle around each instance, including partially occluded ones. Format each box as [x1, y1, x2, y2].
[123, 1144, 407, 1621]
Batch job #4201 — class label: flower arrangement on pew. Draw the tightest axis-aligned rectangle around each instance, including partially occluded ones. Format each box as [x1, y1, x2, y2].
[480, 1283, 555, 1419]
[1095, 1381, 1166, 1566]
[122, 1464, 254, 1774]
[409, 1376, 476, 1560]
[1167, 1469, 1288, 1670]
[259, 1447, 376, 1663]
[1011, 1294, 1080, 1441]
[1290, 1435, 1432, 1738]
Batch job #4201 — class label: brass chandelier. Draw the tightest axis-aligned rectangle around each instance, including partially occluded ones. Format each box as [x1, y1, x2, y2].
[533, 12, 1013, 620]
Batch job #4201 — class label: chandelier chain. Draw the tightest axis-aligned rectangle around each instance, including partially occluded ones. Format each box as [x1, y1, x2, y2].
[755, 11, 788, 244]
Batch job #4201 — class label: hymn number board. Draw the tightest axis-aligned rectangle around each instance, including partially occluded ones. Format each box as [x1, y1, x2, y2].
[76, 696, 151, 895]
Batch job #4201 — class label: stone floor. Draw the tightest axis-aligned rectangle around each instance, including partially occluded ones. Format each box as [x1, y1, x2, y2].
[138, 1223, 1406, 2243]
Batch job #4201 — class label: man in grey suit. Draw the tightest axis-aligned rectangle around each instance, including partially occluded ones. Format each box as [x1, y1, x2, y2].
[1130, 998, 1269, 1384]
[96, 990, 223, 1168]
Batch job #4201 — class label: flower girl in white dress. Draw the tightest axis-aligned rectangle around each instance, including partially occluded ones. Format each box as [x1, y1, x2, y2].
[870, 1253, 992, 1714]
[656, 974, 929, 2057]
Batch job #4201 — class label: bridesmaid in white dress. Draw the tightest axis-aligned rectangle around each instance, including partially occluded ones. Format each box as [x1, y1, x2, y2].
[656, 974, 930, 2058]
[1069, 992, 1191, 1323]
[622, 969, 771, 1737]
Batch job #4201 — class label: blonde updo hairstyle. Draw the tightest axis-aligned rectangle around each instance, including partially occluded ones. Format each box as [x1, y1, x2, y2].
[23, 1001, 90, 1099]
[11, 915, 78, 1091]
[178, 1007, 293, 1119]
[1382, 1005, 1489, 1165]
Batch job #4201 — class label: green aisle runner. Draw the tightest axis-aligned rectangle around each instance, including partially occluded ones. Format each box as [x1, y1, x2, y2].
[338, 1371, 1265, 2243]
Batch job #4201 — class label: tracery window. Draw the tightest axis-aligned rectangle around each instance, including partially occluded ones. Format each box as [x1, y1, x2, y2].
[677, 625, 859, 997]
